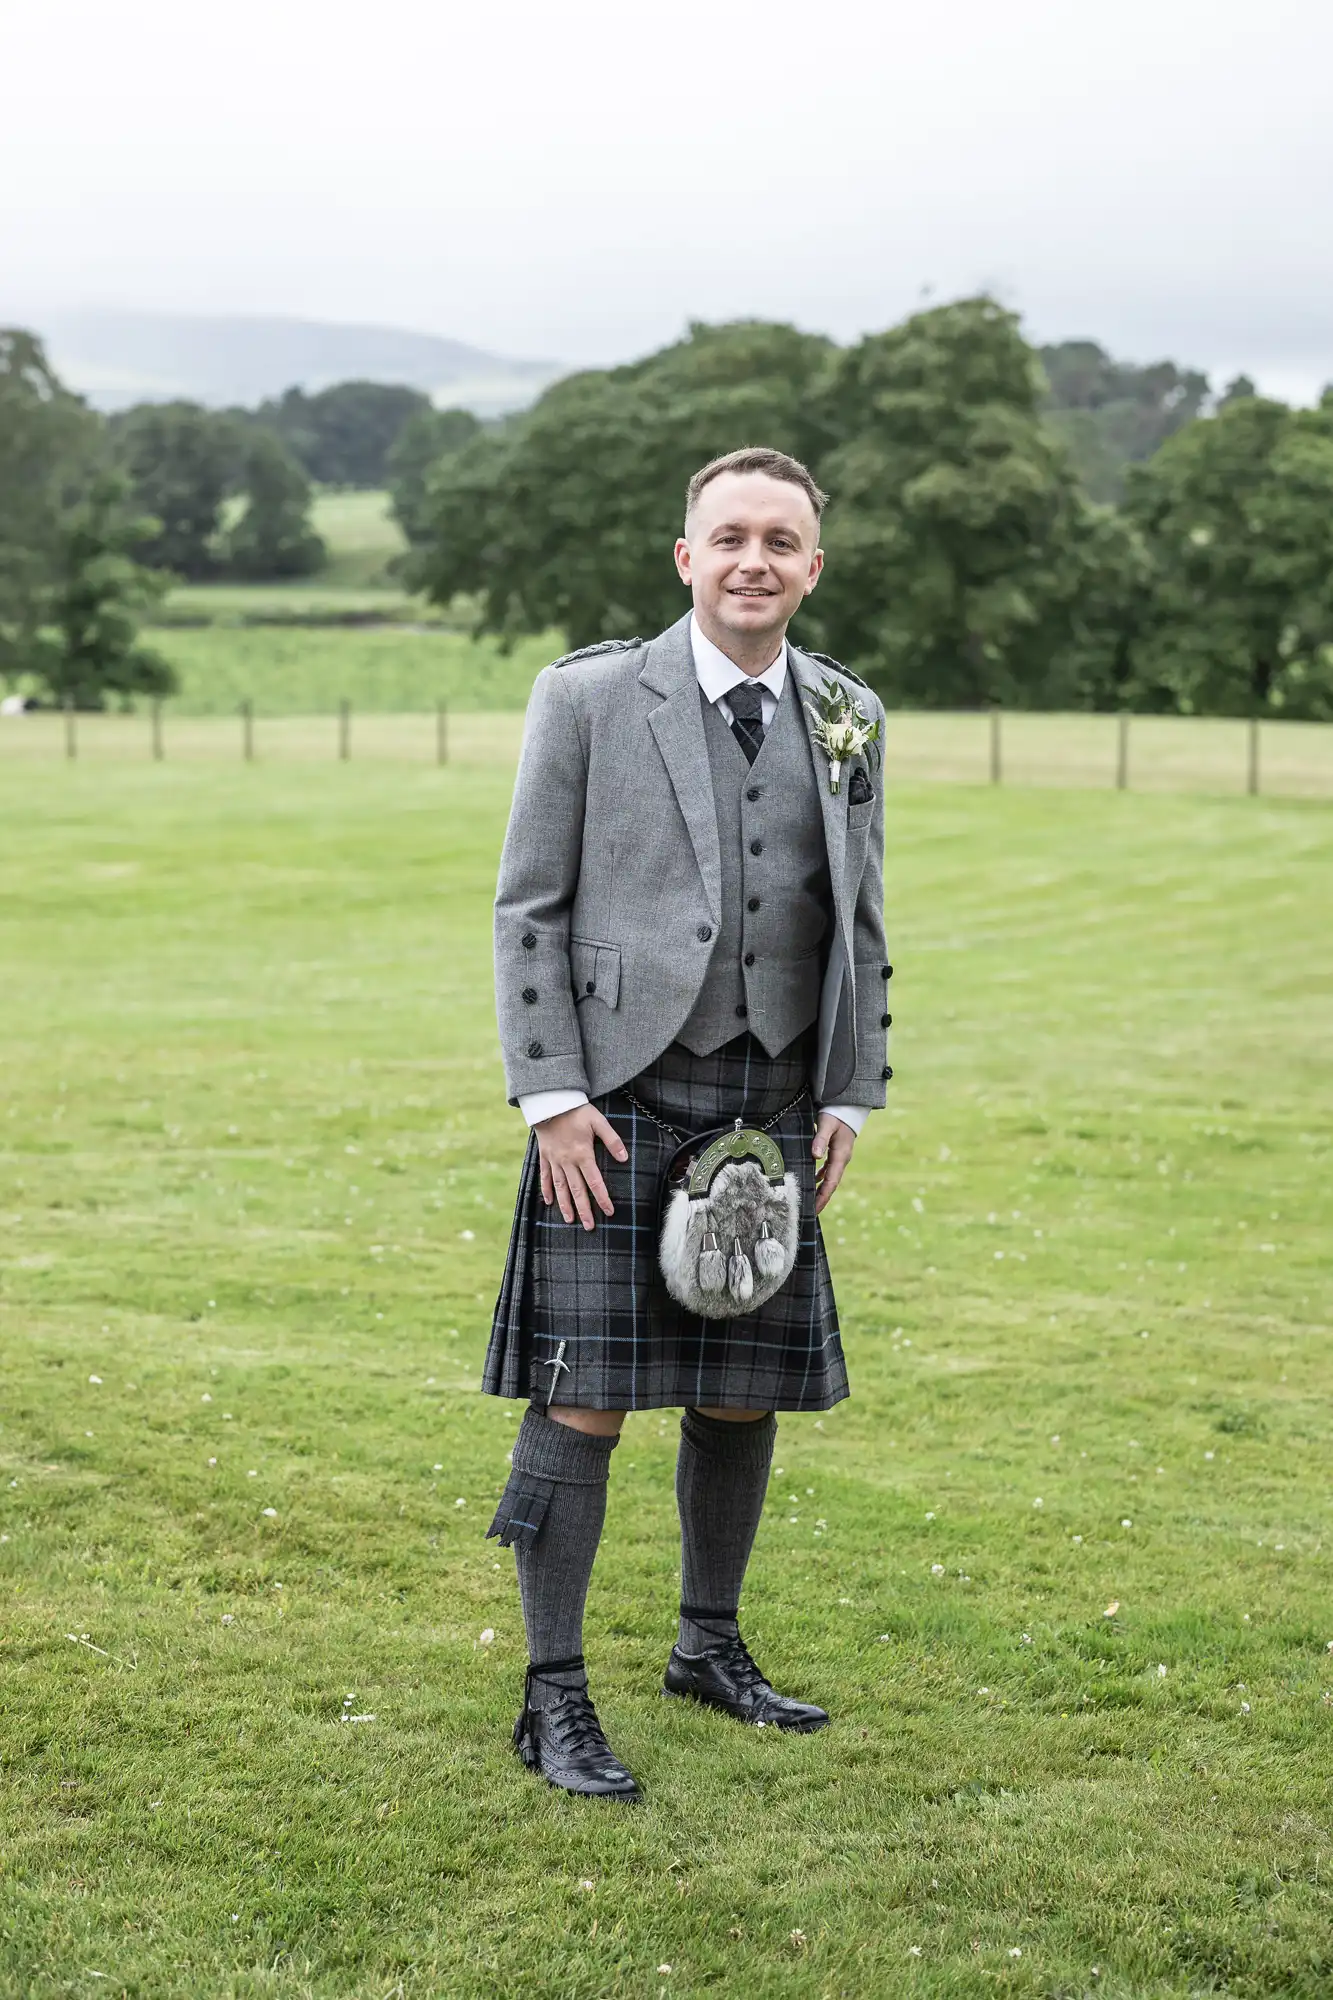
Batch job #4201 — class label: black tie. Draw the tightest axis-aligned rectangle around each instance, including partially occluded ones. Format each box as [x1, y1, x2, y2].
[728, 681, 765, 765]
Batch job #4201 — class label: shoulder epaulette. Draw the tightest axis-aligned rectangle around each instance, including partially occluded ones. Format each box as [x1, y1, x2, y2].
[550, 638, 643, 668]
[803, 649, 873, 692]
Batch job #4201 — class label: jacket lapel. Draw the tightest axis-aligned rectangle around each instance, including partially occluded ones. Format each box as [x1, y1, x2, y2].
[640, 613, 722, 924]
[787, 643, 847, 919]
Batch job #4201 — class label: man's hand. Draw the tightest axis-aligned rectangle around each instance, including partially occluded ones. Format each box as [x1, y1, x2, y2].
[812, 1111, 857, 1215]
[536, 1104, 628, 1230]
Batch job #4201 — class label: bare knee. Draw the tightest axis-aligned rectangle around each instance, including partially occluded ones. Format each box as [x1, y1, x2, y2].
[692, 1407, 773, 1423]
[547, 1406, 628, 1438]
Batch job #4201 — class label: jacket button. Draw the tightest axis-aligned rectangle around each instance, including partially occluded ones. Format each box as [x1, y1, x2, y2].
[747, 896, 760, 912]
[882, 1064, 893, 1080]
[735, 1003, 748, 1018]
[746, 786, 760, 802]
[749, 839, 763, 856]
[522, 932, 537, 950]
[522, 987, 538, 1004]
[697, 923, 712, 942]
[527, 1040, 544, 1059]
[743, 951, 755, 967]
[881, 963, 893, 979]
[585, 980, 596, 994]
[881, 1011, 891, 1028]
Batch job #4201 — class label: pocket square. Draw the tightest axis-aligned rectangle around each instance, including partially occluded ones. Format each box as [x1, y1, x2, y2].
[848, 768, 875, 806]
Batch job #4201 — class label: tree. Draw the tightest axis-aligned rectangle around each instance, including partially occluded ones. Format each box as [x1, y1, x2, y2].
[224, 432, 326, 579]
[0, 329, 100, 684]
[411, 320, 836, 644]
[387, 406, 482, 548]
[1126, 395, 1333, 718]
[251, 380, 435, 487]
[42, 474, 176, 710]
[812, 298, 1091, 706]
[112, 401, 238, 578]
[1039, 340, 1210, 503]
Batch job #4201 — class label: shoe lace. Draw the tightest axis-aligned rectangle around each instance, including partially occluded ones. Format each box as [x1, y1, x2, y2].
[545, 1686, 616, 1760]
[712, 1634, 770, 1695]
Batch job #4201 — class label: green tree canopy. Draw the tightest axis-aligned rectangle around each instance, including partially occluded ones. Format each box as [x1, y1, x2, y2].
[44, 473, 176, 710]
[1039, 340, 1210, 502]
[251, 380, 434, 487]
[409, 321, 836, 646]
[0, 329, 100, 681]
[224, 432, 326, 580]
[112, 401, 239, 579]
[813, 298, 1091, 706]
[1126, 395, 1333, 718]
[387, 406, 483, 549]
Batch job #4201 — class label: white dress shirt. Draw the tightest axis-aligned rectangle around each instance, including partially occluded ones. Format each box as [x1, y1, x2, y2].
[517, 614, 870, 1137]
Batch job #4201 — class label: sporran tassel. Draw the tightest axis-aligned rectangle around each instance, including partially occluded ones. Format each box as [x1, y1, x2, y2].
[728, 1238, 754, 1306]
[697, 1227, 727, 1294]
[754, 1225, 786, 1280]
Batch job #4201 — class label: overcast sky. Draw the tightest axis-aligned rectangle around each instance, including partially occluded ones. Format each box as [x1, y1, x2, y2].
[4, 0, 1331, 396]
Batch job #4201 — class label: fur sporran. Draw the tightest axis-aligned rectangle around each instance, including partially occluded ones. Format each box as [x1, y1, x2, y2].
[657, 1117, 801, 1318]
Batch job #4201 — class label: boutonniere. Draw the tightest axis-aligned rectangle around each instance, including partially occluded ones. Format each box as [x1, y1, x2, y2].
[803, 674, 882, 795]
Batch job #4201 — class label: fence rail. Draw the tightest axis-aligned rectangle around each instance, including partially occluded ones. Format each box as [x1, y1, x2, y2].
[4, 705, 1333, 797]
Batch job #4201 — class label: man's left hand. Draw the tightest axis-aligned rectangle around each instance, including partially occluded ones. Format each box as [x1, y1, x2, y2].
[812, 1112, 857, 1215]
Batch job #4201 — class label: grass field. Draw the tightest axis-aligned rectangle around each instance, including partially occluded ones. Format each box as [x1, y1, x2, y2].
[154, 492, 420, 626]
[2, 762, 1331, 1998]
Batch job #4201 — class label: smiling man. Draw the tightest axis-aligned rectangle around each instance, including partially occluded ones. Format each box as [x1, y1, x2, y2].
[482, 447, 891, 1800]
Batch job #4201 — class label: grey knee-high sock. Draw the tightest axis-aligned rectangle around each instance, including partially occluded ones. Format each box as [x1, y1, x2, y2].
[487, 1407, 618, 1706]
[675, 1408, 777, 1654]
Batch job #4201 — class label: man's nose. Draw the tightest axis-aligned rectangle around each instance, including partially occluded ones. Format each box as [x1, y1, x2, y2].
[738, 546, 770, 572]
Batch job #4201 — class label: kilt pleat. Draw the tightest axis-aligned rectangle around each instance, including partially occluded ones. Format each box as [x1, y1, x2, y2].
[482, 1031, 849, 1411]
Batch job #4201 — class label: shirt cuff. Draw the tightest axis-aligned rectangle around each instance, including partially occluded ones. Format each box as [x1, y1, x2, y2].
[819, 1103, 871, 1136]
[518, 1088, 590, 1128]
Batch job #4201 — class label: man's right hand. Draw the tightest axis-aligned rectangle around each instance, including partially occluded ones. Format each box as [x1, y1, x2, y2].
[536, 1104, 628, 1230]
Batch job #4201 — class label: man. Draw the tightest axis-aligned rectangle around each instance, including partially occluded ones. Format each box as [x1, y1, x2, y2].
[483, 447, 890, 1800]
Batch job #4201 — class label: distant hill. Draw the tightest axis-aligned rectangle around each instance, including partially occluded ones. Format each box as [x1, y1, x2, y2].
[23, 308, 562, 416]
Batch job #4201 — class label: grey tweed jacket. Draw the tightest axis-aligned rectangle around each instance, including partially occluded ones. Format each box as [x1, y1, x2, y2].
[493, 611, 890, 1109]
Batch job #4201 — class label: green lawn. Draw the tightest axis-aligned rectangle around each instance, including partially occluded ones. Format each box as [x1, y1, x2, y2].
[155, 491, 424, 623]
[1, 764, 1330, 1998]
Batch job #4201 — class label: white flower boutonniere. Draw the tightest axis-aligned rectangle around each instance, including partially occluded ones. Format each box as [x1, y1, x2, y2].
[803, 674, 882, 795]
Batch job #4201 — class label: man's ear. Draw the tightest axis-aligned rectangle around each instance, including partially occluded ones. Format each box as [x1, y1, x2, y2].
[674, 537, 692, 587]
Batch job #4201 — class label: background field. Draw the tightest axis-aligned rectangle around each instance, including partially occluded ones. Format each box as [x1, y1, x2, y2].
[3, 761, 1330, 1997]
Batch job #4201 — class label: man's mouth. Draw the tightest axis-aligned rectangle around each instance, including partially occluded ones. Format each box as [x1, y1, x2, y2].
[727, 587, 777, 598]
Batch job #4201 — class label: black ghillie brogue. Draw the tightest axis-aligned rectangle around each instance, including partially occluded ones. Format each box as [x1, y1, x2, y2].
[662, 1608, 829, 1733]
[512, 1655, 642, 1800]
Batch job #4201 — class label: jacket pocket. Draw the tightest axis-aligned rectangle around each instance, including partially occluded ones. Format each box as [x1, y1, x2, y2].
[571, 936, 622, 1009]
[847, 797, 875, 833]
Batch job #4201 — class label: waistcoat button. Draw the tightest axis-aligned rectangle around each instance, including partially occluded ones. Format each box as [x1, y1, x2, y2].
[522, 987, 537, 1004]
[735, 1004, 748, 1018]
[881, 1011, 891, 1028]
[747, 897, 760, 912]
[746, 787, 760, 802]
[585, 980, 596, 994]
[528, 1040, 544, 1058]
[882, 1064, 893, 1079]
[697, 923, 712, 942]
[749, 839, 763, 856]
[744, 951, 755, 967]
[522, 932, 537, 949]
[881, 963, 893, 979]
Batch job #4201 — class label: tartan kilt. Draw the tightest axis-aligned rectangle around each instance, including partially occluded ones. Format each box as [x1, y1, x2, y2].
[482, 1030, 849, 1412]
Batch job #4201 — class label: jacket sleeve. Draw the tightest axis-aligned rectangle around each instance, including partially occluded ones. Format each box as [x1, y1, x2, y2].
[837, 691, 892, 1109]
[494, 667, 592, 1105]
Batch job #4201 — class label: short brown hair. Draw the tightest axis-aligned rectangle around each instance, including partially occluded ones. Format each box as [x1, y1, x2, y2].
[685, 447, 828, 527]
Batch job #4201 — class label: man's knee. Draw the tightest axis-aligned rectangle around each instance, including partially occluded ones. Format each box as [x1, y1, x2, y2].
[548, 1406, 628, 1437]
[691, 1407, 773, 1423]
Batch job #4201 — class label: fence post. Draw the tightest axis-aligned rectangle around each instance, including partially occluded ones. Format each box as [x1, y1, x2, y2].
[1116, 711, 1130, 791]
[339, 698, 351, 762]
[63, 695, 77, 760]
[1247, 716, 1260, 795]
[436, 700, 448, 767]
[989, 705, 1002, 785]
[241, 699, 254, 762]
[151, 700, 164, 762]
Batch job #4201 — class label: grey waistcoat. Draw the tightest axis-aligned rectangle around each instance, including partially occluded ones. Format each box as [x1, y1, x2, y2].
[676, 676, 833, 1060]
